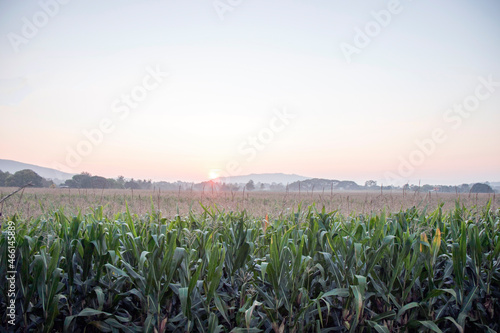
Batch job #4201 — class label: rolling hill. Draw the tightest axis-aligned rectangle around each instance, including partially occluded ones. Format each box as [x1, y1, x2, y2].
[0, 159, 74, 183]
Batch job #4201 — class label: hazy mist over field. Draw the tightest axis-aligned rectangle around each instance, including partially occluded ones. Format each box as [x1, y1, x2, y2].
[1, 0, 499, 185]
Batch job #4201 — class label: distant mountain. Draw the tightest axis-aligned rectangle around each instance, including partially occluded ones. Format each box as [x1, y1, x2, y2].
[288, 178, 362, 191]
[0, 159, 74, 183]
[215, 173, 310, 185]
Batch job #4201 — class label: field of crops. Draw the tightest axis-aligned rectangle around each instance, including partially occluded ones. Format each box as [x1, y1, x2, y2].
[1, 198, 499, 332]
[1, 187, 498, 218]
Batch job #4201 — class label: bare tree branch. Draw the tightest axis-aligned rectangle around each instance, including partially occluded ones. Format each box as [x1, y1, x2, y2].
[0, 182, 33, 205]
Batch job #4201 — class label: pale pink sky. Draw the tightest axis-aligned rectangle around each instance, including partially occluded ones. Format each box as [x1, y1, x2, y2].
[1, 1, 499, 185]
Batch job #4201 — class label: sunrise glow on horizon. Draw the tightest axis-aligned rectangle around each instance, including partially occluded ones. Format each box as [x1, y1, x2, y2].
[1, 0, 499, 185]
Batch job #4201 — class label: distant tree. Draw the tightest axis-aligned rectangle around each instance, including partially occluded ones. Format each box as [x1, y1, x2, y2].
[470, 183, 494, 193]
[117, 175, 125, 187]
[245, 180, 255, 191]
[4, 169, 43, 187]
[154, 181, 177, 190]
[41, 178, 54, 188]
[217, 183, 234, 192]
[438, 186, 454, 193]
[365, 180, 377, 188]
[71, 173, 92, 188]
[63, 172, 114, 188]
[90, 176, 108, 189]
[260, 183, 265, 190]
[270, 183, 285, 192]
[140, 179, 152, 190]
[64, 179, 77, 187]
[106, 178, 122, 189]
[125, 179, 140, 189]
[0, 170, 11, 187]
[421, 184, 434, 192]
[460, 184, 470, 193]
[403, 184, 410, 191]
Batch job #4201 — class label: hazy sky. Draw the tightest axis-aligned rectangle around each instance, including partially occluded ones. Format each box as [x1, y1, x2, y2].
[1, 0, 499, 185]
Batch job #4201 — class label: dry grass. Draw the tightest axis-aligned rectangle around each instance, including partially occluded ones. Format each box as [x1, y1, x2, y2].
[0, 187, 498, 219]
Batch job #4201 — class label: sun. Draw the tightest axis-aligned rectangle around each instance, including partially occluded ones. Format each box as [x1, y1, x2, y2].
[208, 169, 220, 180]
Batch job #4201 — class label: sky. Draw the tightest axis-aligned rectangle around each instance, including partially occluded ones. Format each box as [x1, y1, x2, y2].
[0, 0, 499, 185]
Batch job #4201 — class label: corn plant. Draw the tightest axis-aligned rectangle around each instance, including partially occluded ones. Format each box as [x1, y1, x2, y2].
[0, 201, 498, 332]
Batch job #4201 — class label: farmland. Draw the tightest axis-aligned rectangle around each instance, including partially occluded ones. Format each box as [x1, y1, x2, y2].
[0, 188, 499, 332]
[0, 187, 498, 219]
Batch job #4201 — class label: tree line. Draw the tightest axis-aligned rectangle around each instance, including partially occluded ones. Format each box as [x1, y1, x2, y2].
[0, 169, 495, 193]
[0, 169, 52, 187]
[62, 173, 153, 189]
[0, 170, 152, 189]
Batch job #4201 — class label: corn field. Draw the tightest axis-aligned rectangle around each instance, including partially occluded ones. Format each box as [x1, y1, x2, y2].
[1, 201, 499, 332]
[1, 187, 498, 220]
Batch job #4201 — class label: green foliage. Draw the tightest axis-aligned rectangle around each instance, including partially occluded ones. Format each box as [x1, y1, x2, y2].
[245, 180, 255, 191]
[0, 203, 499, 331]
[64, 172, 153, 189]
[470, 183, 494, 194]
[3, 169, 43, 187]
[0, 170, 11, 186]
